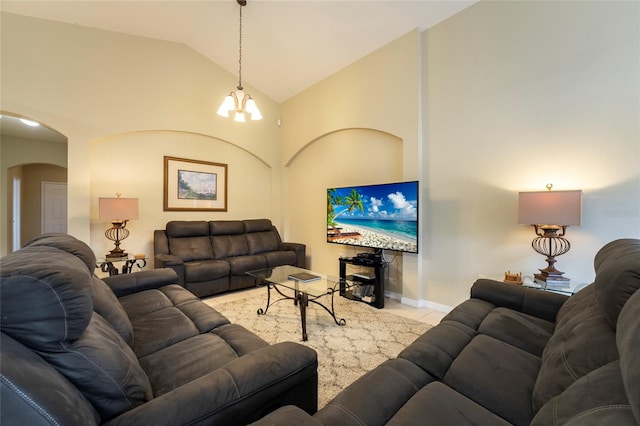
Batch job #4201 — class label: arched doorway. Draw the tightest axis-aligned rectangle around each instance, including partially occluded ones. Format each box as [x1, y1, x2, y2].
[1, 113, 68, 254]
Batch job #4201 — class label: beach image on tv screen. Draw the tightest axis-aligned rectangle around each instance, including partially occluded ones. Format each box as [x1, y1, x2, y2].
[327, 181, 418, 253]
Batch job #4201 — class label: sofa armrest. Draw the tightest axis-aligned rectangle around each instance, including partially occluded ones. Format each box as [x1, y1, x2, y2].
[103, 342, 318, 426]
[470, 279, 568, 322]
[281, 242, 306, 268]
[154, 253, 185, 284]
[249, 405, 322, 425]
[103, 268, 179, 297]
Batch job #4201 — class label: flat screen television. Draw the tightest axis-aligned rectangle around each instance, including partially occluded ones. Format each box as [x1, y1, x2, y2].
[327, 181, 419, 254]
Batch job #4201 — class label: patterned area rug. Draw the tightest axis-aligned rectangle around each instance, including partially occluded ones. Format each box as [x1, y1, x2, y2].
[205, 290, 432, 409]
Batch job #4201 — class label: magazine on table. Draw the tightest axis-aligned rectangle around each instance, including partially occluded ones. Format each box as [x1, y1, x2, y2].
[288, 272, 321, 283]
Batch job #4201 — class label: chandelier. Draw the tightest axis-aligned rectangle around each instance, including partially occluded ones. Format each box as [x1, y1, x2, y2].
[216, 0, 262, 122]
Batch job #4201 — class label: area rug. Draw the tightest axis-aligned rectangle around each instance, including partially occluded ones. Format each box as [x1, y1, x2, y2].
[205, 291, 432, 409]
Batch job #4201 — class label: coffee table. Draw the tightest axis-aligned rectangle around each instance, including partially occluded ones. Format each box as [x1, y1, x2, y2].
[247, 265, 350, 341]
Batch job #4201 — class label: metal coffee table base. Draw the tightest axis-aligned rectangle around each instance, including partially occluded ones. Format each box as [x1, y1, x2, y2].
[257, 283, 346, 341]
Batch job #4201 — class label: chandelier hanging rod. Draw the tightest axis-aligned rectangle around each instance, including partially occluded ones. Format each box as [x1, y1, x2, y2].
[216, 0, 262, 122]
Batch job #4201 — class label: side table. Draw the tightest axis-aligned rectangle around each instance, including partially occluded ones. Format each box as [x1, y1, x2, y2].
[97, 255, 147, 276]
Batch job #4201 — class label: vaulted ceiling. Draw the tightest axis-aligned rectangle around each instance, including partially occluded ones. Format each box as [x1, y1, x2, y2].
[1, 1, 476, 103]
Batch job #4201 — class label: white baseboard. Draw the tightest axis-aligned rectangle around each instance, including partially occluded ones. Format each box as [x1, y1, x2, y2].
[385, 290, 453, 313]
[385, 290, 403, 301]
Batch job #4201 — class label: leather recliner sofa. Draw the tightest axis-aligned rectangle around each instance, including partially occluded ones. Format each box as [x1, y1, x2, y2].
[0, 233, 318, 426]
[154, 219, 305, 297]
[253, 238, 640, 425]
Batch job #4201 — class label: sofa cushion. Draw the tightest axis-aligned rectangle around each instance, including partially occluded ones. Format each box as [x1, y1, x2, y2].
[478, 307, 555, 356]
[441, 298, 495, 330]
[209, 220, 246, 235]
[122, 295, 199, 357]
[443, 334, 540, 426]
[247, 231, 280, 254]
[139, 333, 246, 396]
[244, 219, 273, 233]
[35, 313, 153, 421]
[227, 254, 268, 275]
[0, 332, 101, 426]
[212, 233, 250, 258]
[314, 358, 434, 426]
[398, 320, 476, 380]
[531, 361, 636, 425]
[617, 289, 640, 422]
[0, 246, 93, 347]
[119, 285, 231, 357]
[91, 276, 134, 346]
[532, 289, 618, 412]
[166, 220, 209, 238]
[184, 259, 230, 282]
[554, 282, 597, 328]
[140, 325, 269, 396]
[388, 382, 512, 426]
[211, 323, 271, 356]
[593, 238, 640, 329]
[168, 236, 214, 262]
[262, 250, 298, 268]
[24, 233, 97, 272]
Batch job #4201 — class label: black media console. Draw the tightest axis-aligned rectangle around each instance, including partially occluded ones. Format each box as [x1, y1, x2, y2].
[339, 255, 385, 309]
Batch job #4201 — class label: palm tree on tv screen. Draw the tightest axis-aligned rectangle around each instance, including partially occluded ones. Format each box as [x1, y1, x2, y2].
[327, 188, 364, 230]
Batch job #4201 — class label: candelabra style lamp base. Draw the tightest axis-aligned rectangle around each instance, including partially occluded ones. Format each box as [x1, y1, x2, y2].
[531, 225, 571, 285]
[105, 220, 130, 259]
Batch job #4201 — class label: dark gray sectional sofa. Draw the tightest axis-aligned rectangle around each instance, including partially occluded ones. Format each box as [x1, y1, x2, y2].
[0, 233, 318, 425]
[154, 219, 305, 297]
[253, 238, 640, 425]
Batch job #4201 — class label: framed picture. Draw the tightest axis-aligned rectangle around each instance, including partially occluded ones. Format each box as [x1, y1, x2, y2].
[164, 156, 228, 211]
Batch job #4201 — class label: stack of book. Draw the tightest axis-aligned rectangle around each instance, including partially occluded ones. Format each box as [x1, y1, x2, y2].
[535, 277, 571, 290]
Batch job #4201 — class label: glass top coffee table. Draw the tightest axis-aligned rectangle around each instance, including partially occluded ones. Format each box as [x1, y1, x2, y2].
[247, 265, 351, 341]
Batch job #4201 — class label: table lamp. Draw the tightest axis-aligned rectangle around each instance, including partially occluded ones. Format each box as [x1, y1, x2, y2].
[518, 184, 582, 285]
[99, 194, 139, 258]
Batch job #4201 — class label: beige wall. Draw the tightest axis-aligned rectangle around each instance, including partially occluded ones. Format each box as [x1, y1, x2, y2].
[283, 1, 639, 308]
[281, 30, 423, 303]
[89, 131, 273, 258]
[421, 0, 639, 305]
[1, 12, 281, 257]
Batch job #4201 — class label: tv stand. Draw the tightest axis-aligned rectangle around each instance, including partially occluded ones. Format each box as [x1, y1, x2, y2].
[339, 256, 385, 309]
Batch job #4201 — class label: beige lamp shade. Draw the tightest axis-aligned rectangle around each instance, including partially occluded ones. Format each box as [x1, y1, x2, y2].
[99, 198, 139, 221]
[518, 190, 582, 226]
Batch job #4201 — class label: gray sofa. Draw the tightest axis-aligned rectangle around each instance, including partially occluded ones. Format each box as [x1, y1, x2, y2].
[0, 233, 318, 425]
[154, 219, 305, 297]
[253, 238, 640, 425]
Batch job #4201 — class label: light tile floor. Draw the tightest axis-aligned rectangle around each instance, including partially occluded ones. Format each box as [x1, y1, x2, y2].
[204, 287, 449, 326]
[383, 297, 449, 325]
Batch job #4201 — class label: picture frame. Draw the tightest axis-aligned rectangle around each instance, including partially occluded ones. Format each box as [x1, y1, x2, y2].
[163, 156, 228, 211]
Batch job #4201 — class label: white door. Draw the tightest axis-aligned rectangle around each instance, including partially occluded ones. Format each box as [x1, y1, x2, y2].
[42, 182, 67, 233]
[13, 177, 21, 251]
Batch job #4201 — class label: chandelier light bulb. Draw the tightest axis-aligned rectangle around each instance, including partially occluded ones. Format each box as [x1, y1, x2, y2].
[216, 94, 235, 117]
[245, 97, 262, 120]
[234, 111, 246, 122]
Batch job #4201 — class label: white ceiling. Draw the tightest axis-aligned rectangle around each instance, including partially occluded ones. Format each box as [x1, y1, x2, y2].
[1, 0, 477, 103]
